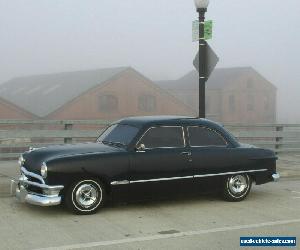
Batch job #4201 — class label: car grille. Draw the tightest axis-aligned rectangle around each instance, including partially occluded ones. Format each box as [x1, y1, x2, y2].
[26, 175, 43, 184]
[20, 166, 45, 193]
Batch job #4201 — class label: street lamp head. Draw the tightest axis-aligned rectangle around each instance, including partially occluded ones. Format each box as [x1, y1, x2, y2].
[194, 0, 209, 9]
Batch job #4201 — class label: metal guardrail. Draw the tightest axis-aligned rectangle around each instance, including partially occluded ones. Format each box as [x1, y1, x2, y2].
[0, 120, 300, 159]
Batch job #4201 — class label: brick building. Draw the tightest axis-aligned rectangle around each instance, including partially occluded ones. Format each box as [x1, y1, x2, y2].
[0, 67, 194, 120]
[157, 67, 277, 124]
[0, 97, 36, 119]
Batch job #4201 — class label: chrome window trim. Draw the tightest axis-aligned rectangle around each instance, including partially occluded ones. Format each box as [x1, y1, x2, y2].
[110, 169, 269, 185]
[187, 126, 228, 147]
[182, 126, 187, 147]
[136, 126, 186, 150]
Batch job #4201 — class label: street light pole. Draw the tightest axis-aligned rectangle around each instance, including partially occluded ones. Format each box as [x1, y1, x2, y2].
[197, 8, 207, 118]
[194, 0, 209, 118]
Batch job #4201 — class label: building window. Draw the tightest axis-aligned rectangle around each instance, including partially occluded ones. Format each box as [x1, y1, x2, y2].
[138, 94, 156, 112]
[247, 94, 254, 111]
[228, 95, 235, 112]
[99, 95, 118, 113]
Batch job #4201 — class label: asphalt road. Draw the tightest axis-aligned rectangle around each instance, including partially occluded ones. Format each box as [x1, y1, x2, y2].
[0, 174, 299, 249]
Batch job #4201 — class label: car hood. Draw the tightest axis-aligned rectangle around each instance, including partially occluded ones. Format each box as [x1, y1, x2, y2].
[22, 142, 124, 174]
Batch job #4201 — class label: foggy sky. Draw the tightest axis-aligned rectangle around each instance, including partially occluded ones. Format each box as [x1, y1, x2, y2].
[0, 0, 299, 122]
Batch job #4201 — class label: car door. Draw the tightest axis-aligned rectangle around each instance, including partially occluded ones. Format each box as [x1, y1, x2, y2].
[129, 126, 193, 199]
[187, 126, 238, 191]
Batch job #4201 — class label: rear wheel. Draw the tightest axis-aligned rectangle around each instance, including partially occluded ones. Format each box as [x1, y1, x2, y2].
[64, 178, 106, 215]
[222, 174, 252, 202]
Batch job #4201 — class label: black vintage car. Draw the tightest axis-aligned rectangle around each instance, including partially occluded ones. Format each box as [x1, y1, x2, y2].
[13, 116, 279, 214]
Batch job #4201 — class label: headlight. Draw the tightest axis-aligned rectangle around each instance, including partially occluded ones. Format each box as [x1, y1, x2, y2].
[41, 162, 47, 179]
[18, 155, 25, 166]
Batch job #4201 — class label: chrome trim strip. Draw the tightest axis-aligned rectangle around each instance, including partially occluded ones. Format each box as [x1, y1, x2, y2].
[131, 176, 194, 184]
[194, 169, 268, 178]
[190, 145, 228, 148]
[110, 169, 269, 185]
[111, 180, 130, 185]
[21, 167, 45, 184]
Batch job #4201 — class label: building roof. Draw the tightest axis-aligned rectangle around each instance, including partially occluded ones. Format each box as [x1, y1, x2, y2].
[157, 67, 276, 90]
[0, 67, 128, 117]
[0, 96, 37, 119]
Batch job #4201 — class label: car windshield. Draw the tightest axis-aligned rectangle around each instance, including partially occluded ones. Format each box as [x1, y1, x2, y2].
[97, 124, 139, 147]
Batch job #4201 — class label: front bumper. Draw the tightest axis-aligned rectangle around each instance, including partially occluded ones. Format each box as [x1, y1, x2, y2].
[11, 167, 64, 207]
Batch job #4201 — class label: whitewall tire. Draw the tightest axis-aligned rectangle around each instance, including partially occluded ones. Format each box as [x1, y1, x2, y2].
[222, 174, 252, 202]
[65, 179, 106, 215]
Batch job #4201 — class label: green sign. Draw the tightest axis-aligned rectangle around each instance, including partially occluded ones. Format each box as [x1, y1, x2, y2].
[192, 20, 213, 41]
[204, 20, 213, 40]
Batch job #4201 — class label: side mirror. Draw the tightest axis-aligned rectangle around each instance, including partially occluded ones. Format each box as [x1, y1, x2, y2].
[136, 144, 146, 152]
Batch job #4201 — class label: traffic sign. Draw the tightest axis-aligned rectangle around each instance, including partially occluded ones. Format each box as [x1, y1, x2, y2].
[193, 44, 219, 79]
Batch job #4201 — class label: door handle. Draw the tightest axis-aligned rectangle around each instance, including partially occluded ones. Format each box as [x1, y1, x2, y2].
[180, 151, 191, 156]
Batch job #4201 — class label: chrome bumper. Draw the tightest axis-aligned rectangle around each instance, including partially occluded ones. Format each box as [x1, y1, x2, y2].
[272, 173, 280, 182]
[11, 168, 64, 207]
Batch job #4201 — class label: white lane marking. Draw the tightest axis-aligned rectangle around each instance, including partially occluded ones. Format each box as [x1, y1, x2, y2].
[292, 197, 300, 199]
[35, 219, 300, 250]
[291, 191, 300, 194]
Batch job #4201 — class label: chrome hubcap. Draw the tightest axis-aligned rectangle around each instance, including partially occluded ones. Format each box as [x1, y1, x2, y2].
[228, 175, 247, 194]
[75, 184, 98, 208]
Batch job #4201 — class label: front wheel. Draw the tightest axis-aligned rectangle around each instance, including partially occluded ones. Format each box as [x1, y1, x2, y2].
[222, 174, 252, 202]
[64, 178, 106, 215]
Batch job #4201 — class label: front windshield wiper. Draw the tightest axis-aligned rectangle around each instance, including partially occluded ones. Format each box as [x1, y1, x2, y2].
[102, 140, 126, 147]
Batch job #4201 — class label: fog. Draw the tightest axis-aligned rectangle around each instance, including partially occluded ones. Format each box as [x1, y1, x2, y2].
[0, 0, 299, 122]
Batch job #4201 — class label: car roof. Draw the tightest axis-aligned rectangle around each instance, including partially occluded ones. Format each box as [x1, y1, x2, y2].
[116, 115, 239, 147]
[117, 115, 224, 128]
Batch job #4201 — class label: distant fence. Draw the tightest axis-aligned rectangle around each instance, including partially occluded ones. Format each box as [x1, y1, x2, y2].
[0, 119, 300, 159]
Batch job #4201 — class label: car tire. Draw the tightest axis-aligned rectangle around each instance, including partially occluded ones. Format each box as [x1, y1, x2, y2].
[222, 174, 252, 202]
[64, 178, 106, 215]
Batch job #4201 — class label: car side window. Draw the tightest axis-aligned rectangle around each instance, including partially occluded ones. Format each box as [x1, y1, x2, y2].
[138, 126, 184, 149]
[188, 126, 227, 147]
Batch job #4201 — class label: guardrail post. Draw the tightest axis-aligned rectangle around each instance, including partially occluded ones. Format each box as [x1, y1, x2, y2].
[275, 125, 283, 154]
[64, 123, 73, 144]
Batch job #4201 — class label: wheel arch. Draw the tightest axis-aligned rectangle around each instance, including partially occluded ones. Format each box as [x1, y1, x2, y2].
[61, 172, 112, 196]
